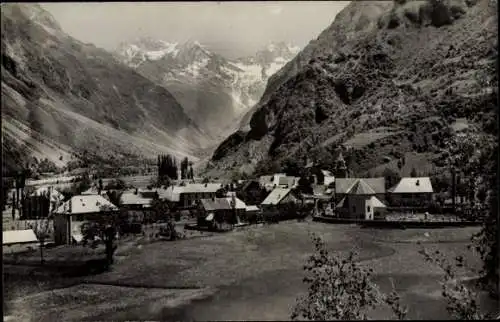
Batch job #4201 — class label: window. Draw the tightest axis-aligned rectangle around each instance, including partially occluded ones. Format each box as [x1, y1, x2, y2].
[367, 206, 371, 212]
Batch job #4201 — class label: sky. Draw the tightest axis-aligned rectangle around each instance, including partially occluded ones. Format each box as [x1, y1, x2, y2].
[40, 1, 350, 59]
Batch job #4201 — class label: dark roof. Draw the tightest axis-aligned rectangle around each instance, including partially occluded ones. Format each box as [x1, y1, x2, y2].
[200, 198, 232, 211]
[335, 178, 385, 194]
[349, 180, 376, 195]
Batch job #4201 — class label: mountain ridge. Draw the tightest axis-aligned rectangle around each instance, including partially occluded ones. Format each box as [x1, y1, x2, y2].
[1, 3, 210, 174]
[115, 38, 301, 139]
[207, 0, 497, 178]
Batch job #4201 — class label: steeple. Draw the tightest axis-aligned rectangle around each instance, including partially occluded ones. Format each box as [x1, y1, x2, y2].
[335, 151, 348, 178]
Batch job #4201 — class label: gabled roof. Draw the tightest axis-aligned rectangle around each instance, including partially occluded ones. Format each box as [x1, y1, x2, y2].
[55, 195, 118, 215]
[261, 188, 293, 205]
[349, 180, 376, 195]
[3, 229, 38, 245]
[321, 170, 334, 177]
[225, 196, 246, 210]
[368, 196, 387, 208]
[278, 176, 298, 188]
[245, 205, 260, 212]
[390, 177, 433, 193]
[259, 175, 273, 185]
[324, 176, 335, 186]
[335, 178, 385, 194]
[177, 183, 223, 194]
[336, 197, 347, 208]
[200, 198, 232, 211]
[159, 183, 222, 202]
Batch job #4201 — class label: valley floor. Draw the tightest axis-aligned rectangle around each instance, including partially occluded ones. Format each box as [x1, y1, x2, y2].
[4, 222, 497, 321]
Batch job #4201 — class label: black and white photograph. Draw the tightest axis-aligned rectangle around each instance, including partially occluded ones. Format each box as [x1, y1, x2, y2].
[2, 1, 499, 320]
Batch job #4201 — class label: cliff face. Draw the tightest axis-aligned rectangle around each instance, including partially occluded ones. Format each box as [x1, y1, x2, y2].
[208, 0, 497, 178]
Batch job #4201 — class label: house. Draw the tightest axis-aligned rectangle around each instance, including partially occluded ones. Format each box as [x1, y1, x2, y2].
[322, 170, 335, 186]
[22, 186, 64, 219]
[119, 189, 157, 223]
[259, 174, 298, 191]
[159, 183, 223, 208]
[120, 189, 156, 210]
[245, 205, 261, 215]
[302, 184, 335, 216]
[226, 192, 247, 218]
[238, 180, 265, 204]
[388, 177, 434, 207]
[53, 195, 119, 245]
[334, 178, 385, 202]
[304, 163, 335, 186]
[3, 229, 39, 254]
[196, 198, 238, 230]
[334, 178, 387, 220]
[261, 187, 300, 212]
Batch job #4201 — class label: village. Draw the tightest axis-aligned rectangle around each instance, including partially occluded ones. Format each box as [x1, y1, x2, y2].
[3, 150, 476, 255]
[4, 150, 493, 321]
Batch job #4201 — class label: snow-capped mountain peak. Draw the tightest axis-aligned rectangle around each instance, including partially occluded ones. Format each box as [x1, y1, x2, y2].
[115, 38, 302, 137]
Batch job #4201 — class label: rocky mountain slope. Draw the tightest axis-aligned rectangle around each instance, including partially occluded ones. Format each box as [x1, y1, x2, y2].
[115, 39, 300, 139]
[208, 0, 497, 178]
[2, 4, 210, 174]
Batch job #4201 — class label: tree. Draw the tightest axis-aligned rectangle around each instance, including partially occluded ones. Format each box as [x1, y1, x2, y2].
[98, 179, 103, 195]
[188, 162, 194, 180]
[2, 177, 13, 211]
[420, 247, 496, 319]
[445, 133, 498, 297]
[410, 167, 418, 177]
[297, 176, 313, 195]
[29, 218, 52, 264]
[181, 157, 189, 179]
[106, 190, 123, 209]
[383, 167, 401, 190]
[283, 158, 302, 177]
[292, 234, 407, 320]
[150, 198, 177, 240]
[105, 179, 126, 190]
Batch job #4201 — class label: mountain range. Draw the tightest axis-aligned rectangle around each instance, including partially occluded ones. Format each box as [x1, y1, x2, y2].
[207, 0, 497, 179]
[1, 3, 301, 175]
[115, 38, 300, 139]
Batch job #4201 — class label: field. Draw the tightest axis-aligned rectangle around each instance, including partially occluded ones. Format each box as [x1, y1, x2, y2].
[102, 175, 155, 188]
[4, 221, 496, 321]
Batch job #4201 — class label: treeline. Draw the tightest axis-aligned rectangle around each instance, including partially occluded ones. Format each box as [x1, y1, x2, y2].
[157, 154, 194, 180]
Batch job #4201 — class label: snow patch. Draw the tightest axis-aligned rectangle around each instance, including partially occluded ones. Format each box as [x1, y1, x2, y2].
[145, 42, 179, 60]
[266, 62, 285, 76]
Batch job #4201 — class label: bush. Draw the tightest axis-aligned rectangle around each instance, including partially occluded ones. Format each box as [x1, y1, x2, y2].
[292, 233, 407, 320]
[420, 247, 495, 319]
[105, 179, 126, 190]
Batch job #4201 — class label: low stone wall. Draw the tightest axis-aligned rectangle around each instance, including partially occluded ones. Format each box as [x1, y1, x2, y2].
[313, 216, 482, 229]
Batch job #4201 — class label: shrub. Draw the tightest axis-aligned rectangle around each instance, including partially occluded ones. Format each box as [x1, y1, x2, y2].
[291, 233, 407, 320]
[420, 247, 495, 319]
